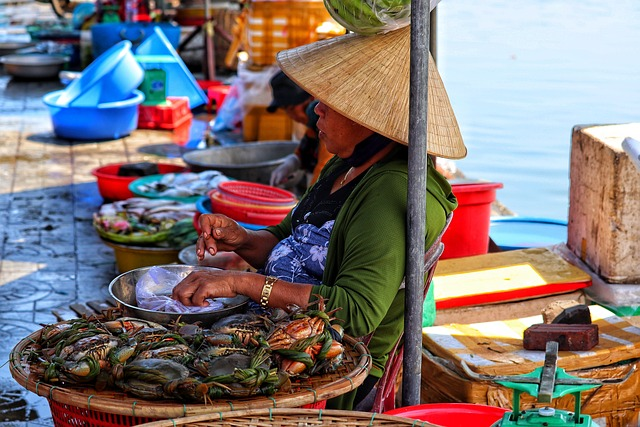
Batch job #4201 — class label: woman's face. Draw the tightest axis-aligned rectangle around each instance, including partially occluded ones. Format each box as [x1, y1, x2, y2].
[314, 102, 374, 158]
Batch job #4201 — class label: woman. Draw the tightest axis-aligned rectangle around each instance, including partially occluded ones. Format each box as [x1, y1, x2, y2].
[267, 70, 331, 188]
[172, 25, 466, 410]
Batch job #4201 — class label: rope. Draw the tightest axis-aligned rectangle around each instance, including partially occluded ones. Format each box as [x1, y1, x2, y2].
[35, 381, 41, 395]
[169, 419, 176, 427]
[368, 413, 376, 426]
[48, 385, 59, 400]
[132, 401, 137, 417]
[268, 407, 273, 421]
[344, 376, 354, 389]
[87, 395, 94, 411]
[305, 388, 318, 403]
[226, 401, 234, 411]
[182, 404, 187, 417]
[268, 396, 277, 408]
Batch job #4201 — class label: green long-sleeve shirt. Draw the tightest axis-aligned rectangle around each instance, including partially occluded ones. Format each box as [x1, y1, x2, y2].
[267, 146, 457, 377]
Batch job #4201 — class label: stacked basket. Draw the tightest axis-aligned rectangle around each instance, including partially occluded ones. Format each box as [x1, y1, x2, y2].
[208, 181, 297, 226]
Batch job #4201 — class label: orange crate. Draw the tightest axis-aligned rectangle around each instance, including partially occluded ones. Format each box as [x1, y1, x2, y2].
[246, 0, 343, 66]
[243, 104, 293, 141]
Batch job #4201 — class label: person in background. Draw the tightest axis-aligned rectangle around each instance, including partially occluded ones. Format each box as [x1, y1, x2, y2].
[267, 70, 333, 188]
[172, 26, 466, 411]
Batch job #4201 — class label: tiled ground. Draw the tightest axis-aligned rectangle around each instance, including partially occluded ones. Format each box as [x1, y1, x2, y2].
[0, 72, 197, 425]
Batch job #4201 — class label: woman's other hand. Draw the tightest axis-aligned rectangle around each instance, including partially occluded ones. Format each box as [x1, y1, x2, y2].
[172, 270, 240, 306]
[197, 214, 248, 261]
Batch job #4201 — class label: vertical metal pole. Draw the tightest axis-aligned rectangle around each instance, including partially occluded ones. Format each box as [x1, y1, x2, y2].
[430, 6, 438, 63]
[402, 0, 430, 407]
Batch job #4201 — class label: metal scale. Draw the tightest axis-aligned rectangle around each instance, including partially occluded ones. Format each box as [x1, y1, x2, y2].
[461, 341, 634, 427]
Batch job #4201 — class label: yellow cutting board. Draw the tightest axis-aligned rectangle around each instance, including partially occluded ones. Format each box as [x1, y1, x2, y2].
[434, 247, 591, 309]
[422, 305, 640, 376]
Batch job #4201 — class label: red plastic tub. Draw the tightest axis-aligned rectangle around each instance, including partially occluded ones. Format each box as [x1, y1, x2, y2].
[441, 182, 503, 259]
[385, 403, 508, 426]
[91, 163, 187, 201]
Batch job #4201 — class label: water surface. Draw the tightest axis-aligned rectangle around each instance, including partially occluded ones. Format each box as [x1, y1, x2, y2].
[437, 0, 640, 220]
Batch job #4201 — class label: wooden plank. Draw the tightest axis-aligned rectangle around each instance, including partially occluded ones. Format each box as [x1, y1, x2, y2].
[69, 303, 98, 318]
[422, 305, 640, 376]
[433, 247, 591, 308]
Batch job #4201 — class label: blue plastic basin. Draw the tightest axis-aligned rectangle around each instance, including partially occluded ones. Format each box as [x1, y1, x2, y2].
[490, 216, 568, 251]
[55, 41, 144, 107]
[43, 90, 144, 141]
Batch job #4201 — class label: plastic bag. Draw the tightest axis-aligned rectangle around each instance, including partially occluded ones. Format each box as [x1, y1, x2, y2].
[135, 266, 224, 313]
[324, 0, 441, 36]
[236, 61, 279, 113]
[212, 81, 243, 132]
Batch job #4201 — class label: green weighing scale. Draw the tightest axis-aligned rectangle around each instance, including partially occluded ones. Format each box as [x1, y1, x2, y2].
[461, 341, 634, 427]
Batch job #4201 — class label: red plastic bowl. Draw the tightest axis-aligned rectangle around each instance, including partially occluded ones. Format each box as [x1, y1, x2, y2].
[91, 162, 187, 201]
[385, 403, 508, 426]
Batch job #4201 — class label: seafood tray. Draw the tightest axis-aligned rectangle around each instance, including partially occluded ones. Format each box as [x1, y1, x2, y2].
[10, 325, 370, 425]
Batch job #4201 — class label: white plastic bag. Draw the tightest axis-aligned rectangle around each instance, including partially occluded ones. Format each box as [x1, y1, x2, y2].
[135, 266, 224, 313]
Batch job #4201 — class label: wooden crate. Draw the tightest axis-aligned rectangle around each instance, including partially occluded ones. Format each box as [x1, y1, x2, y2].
[245, 0, 343, 66]
[421, 305, 640, 426]
[567, 123, 640, 283]
[420, 349, 639, 427]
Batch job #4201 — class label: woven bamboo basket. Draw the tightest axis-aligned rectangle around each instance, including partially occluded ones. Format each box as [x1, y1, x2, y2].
[10, 330, 370, 425]
[134, 408, 438, 426]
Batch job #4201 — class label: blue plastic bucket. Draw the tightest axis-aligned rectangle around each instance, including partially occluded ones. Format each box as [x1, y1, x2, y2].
[56, 41, 144, 107]
[90, 22, 181, 58]
[489, 216, 568, 251]
[43, 90, 144, 140]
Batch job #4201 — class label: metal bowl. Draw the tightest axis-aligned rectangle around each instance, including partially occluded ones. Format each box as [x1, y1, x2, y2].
[0, 42, 37, 57]
[0, 54, 69, 79]
[179, 244, 253, 271]
[108, 264, 250, 327]
[182, 141, 298, 184]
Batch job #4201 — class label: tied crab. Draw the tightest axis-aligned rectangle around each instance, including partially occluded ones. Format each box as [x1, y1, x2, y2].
[267, 296, 345, 377]
[201, 347, 288, 400]
[206, 313, 272, 347]
[113, 358, 207, 401]
[266, 295, 341, 351]
[39, 328, 132, 384]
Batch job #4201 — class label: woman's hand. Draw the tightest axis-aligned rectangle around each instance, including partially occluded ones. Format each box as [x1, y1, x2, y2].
[172, 270, 240, 306]
[196, 214, 248, 261]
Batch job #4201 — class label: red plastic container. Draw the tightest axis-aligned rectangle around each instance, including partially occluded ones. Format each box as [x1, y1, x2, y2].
[217, 180, 297, 206]
[441, 182, 503, 259]
[137, 96, 192, 130]
[385, 403, 508, 426]
[91, 163, 187, 201]
[209, 189, 292, 226]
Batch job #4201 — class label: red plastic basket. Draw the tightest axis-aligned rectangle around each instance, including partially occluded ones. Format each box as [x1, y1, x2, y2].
[217, 180, 297, 206]
[49, 399, 158, 427]
[48, 398, 325, 427]
[209, 190, 290, 226]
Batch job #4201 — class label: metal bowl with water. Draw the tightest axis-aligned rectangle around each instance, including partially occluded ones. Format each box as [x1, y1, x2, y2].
[108, 264, 250, 327]
[182, 141, 298, 184]
[0, 54, 69, 79]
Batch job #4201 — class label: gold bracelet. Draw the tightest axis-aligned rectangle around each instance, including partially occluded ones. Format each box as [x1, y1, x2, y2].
[260, 276, 277, 308]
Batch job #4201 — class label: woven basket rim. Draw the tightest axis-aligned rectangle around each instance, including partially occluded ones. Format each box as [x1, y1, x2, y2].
[134, 407, 439, 427]
[10, 329, 370, 419]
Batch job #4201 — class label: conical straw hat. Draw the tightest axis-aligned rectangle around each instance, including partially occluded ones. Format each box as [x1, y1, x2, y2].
[276, 26, 467, 159]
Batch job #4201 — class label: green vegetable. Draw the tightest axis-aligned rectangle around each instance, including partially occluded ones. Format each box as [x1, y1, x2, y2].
[324, 0, 411, 35]
[166, 218, 199, 249]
